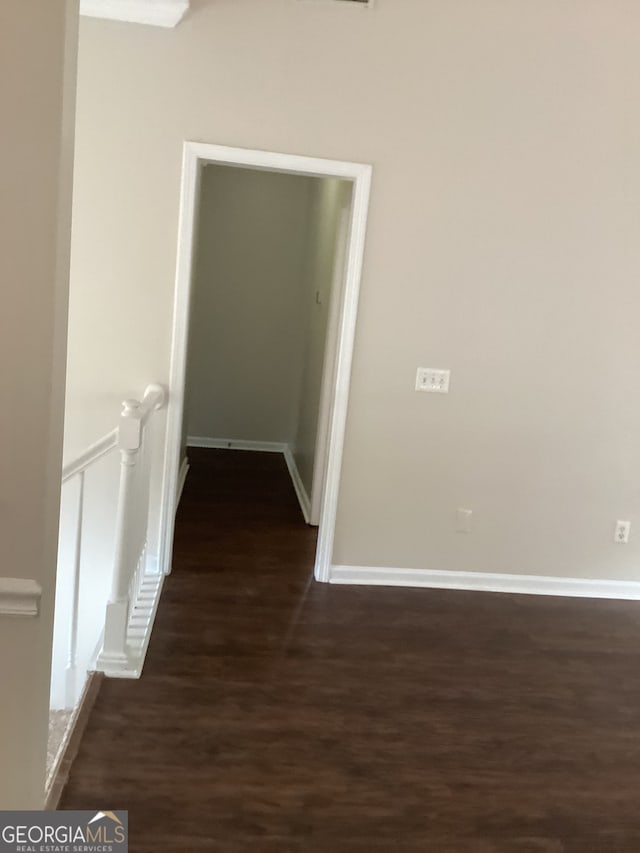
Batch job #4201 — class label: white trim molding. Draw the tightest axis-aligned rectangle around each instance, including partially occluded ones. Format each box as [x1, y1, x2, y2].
[284, 447, 311, 524]
[329, 565, 640, 601]
[96, 572, 164, 678]
[80, 0, 190, 27]
[160, 144, 370, 579]
[187, 436, 287, 453]
[0, 578, 42, 617]
[176, 457, 190, 508]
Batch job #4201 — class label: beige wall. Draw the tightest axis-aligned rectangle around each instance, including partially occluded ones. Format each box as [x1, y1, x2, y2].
[185, 165, 315, 444]
[67, 1, 640, 581]
[0, 0, 77, 807]
[292, 178, 352, 499]
[186, 165, 350, 502]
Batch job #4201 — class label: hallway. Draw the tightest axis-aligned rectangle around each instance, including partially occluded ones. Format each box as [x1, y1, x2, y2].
[60, 449, 640, 851]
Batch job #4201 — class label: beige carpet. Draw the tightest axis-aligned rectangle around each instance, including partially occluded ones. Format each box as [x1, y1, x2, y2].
[47, 710, 72, 781]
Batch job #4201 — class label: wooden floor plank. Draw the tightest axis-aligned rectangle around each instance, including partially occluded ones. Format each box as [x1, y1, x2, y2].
[60, 448, 640, 851]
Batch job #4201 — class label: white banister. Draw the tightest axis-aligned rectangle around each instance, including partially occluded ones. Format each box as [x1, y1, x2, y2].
[97, 384, 167, 672]
[62, 428, 118, 483]
[52, 383, 167, 710]
[57, 429, 119, 709]
[135, 383, 166, 426]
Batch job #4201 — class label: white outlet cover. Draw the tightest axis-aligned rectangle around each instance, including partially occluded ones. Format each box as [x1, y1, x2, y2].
[416, 367, 451, 393]
[614, 520, 631, 544]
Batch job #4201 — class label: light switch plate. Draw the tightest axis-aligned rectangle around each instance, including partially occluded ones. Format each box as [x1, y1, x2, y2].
[416, 368, 451, 393]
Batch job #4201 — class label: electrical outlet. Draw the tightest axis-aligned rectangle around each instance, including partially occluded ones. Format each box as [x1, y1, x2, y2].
[614, 520, 631, 544]
[416, 368, 451, 393]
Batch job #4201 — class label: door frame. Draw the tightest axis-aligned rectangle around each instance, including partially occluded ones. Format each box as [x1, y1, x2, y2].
[308, 200, 351, 526]
[158, 141, 372, 583]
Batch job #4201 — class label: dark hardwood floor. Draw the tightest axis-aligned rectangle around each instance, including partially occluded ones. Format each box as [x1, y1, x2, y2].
[61, 448, 640, 851]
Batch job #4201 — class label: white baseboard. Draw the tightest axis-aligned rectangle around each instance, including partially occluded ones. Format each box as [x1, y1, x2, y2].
[187, 436, 286, 453]
[176, 457, 190, 507]
[283, 446, 311, 523]
[329, 564, 640, 601]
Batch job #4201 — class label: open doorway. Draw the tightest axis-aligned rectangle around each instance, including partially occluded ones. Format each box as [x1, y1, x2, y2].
[183, 163, 352, 523]
[159, 144, 372, 583]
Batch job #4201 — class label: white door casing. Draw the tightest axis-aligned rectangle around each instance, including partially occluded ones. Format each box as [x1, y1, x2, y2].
[158, 142, 372, 583]
[309, 200, 352, 526]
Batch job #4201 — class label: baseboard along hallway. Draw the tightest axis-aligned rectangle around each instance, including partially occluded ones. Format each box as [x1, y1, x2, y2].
[59, 448, 640, 851]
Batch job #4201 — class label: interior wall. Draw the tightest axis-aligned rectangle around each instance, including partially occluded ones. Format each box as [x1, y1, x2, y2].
[0, 0, 77, 807]
[291, 178, 353, 500]
[185, 165, 315, 445]
[67, 1, 640, 582]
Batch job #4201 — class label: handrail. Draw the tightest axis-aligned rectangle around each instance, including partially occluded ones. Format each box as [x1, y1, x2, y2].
[54, 382, 168, 708]
[136, 383, 166, 426]
[61, 385, 166, 483]
[62, 429, 119, 483]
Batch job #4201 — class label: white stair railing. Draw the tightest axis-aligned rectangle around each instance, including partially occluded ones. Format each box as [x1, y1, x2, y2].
[55, 384, 167, 707]
[60, 429, 118, 708]
[96, 384, 166, 672]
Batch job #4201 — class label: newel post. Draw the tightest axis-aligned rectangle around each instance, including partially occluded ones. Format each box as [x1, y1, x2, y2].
[97, 398, 143, 671]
